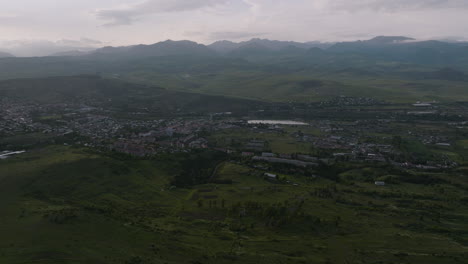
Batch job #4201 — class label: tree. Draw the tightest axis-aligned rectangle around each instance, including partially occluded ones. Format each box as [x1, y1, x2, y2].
[197, 199, 204, 208]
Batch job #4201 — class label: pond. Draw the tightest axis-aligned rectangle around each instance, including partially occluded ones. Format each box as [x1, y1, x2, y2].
[0, 151, 26, 160]
[248, 120, 308, 125]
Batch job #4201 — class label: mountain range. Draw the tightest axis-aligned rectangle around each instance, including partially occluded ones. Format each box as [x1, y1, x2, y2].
[208, 38, 333, 54]
[0, 36, 467, 103]
[2, 36, 466, 60]
[25, 36, 464, 67]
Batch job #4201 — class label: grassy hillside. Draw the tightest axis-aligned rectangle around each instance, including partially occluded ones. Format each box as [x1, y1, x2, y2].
[1, 146, 467, 263]
[0, 75, 264, 115]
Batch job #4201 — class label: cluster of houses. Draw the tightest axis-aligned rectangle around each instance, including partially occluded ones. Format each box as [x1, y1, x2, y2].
[0, 100, 36, 136]
[0, 99, 235, 155]
[108, 120, 222, 155]
[237, 116, 460, 170]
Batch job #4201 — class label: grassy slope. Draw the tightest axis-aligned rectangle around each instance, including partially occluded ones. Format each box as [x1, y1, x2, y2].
[119, 70, 468, 103]
[1, 146, 468, 263]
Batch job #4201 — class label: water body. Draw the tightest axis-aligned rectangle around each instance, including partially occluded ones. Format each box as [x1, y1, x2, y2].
[0, 151, 26, 159]
[248, 120, 309, 125]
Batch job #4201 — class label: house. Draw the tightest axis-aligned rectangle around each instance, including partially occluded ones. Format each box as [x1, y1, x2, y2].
[264, 173, 277, 179]
[375, 181, 385, 186]
[262, 152, 276, 157]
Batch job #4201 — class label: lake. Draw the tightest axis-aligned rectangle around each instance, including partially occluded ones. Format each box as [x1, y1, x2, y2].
[248, 120, 309, 125]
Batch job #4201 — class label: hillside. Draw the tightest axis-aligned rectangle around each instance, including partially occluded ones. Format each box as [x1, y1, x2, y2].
[1, 144, 467, 264]
[0, 75, 264, 115]
[49, 50, 89, 57]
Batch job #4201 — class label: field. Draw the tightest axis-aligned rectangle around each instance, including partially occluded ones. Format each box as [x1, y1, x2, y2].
[1, 146, 468, 264]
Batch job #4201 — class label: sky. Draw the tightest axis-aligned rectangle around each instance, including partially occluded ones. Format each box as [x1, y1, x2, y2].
[1, 0, 468, 56]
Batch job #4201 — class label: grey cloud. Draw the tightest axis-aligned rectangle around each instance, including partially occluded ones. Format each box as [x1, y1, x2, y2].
[331, 0, 468, 12]
[58, 38, 104, 46]
[0, 13, 19, 24]
[96, 0, 229, 26]
[184, 31, 205, 36]
[208, 31, 268, 40]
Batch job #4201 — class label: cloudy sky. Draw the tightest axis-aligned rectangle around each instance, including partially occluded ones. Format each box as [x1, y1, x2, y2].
[1, 0, 468, 56]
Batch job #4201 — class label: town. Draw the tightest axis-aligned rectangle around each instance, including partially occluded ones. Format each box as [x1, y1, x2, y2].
[1, 96, 465, 174]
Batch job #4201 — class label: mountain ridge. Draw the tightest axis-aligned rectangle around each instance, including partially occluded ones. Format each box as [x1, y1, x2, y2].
[91, 40, 215, 58]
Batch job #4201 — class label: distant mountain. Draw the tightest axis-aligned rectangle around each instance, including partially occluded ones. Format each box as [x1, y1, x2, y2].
[329, 36, 414, 52]
[328, 36, 468, 65]
[0, 51, 14, 58]
[277, 45, 308, 56]
[242, 38, 331, 50]
[208, 40, 240, 54]
[92, 40, 215, 58]
[49, 50, 90, 57]
[209, 38, 333, 54]
[227, 42, 274, 58]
